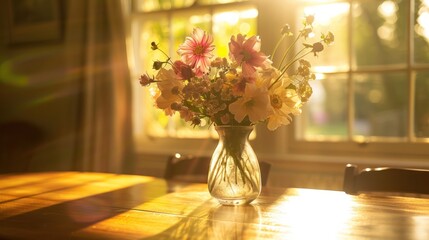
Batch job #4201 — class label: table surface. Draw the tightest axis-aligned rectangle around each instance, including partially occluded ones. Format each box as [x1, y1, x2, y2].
[1, 171, 428, 240]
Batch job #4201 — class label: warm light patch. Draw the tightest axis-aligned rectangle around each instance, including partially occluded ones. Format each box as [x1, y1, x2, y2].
[304, 3, 349, 26]
[378, 0, 397, 18]
[213, 9, 258, 27]
[0, 173, 156, 219]
[214, 12, 239, 25]
[416, 0, 429, 42]
[267, 188, 356, 238]
[190, 14, 211, 25]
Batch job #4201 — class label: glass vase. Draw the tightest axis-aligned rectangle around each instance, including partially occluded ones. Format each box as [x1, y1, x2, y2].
[208, 125, 261, 205]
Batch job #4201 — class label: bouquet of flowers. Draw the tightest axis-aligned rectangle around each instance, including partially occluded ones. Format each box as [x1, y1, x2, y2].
[139, 15, 333, 131]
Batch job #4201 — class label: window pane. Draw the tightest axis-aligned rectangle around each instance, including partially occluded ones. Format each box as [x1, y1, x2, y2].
[134, 0, 195, 11]
[136, 18, 169, 75]
[303, 2, 350, 72]
[414, 0, 429, 64]
[303, 74, 348, 139]
[172, 12, 211, 50]
[213, 7, 258, 57]
[353, 72, 408, 137]
[135, 19, 171, 136]
[415, 71, 429, 138]
[353, 0, 407, 67]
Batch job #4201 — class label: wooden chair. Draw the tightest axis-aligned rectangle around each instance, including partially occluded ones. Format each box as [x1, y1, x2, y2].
[259, 161, 271, 186]
[164, 153, 271, 186]
[164, 154, 211, 183]
[343, 164, 429, 195]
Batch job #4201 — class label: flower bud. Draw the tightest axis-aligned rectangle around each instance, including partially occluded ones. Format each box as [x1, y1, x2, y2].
[305, 15, 315, 26]
[153, 61, 163, 70]
[312, 42, 324, 56]
[220, 114, 231, 125]
[170, 102, 182, 111]
[192, 117, 201, 126]
[323, 32, 335, 45]
[151, 42, 158, 50]
[139, 74, 152, 86]
[281, 24, 292, 36]
[301, 27, 313, 39]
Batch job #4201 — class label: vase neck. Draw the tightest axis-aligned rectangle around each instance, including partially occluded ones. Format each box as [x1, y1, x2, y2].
[215, 126, 254, 141]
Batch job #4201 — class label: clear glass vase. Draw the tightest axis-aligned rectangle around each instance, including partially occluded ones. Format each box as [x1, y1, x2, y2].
[208, 125, 261, 205]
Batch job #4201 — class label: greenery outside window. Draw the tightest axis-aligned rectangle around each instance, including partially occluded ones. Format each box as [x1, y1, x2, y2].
[291, 0, 429, 160]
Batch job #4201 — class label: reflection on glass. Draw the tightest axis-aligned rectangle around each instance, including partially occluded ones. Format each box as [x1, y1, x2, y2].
[414, 0, 429, 64]
[353, 0, 407, 67]
[303, 2, 350, 72]
[415, 71, 429, 138]
[304, 74, 348, 140]
[353, 72, 408, 137]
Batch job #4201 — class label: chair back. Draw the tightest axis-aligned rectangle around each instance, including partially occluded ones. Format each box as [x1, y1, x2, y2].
[164, 153, 271, 186]
[164, 154, 211, 183]
[343, 164, 429, 195]
[259, 161, 271, 186]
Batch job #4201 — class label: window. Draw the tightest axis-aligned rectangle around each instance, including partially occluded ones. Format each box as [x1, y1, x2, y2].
[128, 0, 429, 161]
[129, 0, 257, 138]
[291, 0, 429, 161]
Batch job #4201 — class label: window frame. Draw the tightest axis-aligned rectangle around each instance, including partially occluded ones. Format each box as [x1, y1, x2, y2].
[127, 0, 429, 166]
[287, 0, 429, 165]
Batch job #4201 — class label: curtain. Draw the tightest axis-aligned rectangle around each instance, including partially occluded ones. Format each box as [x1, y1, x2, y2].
[79, 0, 133, 173]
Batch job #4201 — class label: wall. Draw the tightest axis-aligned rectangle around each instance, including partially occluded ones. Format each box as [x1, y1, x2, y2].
[0, 0, 85, 173]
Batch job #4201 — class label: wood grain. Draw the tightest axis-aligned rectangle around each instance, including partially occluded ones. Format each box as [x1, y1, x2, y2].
[1, 172, 428, 239]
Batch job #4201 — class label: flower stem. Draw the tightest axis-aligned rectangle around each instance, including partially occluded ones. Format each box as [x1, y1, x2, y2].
[271, 34, 286, 60]
[278, 32, 302, 69]
[269, 48, 312, 90]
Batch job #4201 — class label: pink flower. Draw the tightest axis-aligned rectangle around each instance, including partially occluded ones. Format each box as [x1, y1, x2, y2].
[229, 34, 270, 77]
[177, 28, 215, 77]
[228, 83, 272, 123]
[173, 60, 195, 80]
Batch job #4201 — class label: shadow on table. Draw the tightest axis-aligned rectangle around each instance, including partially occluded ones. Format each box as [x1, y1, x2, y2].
[0, 178, 168, 239]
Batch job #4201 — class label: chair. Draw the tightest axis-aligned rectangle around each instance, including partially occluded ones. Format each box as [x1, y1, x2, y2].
[259, 161, 271, 186]
[343, 164, 429, 195]
[164, 154, 211, 183]
[164, 153, 271, 186]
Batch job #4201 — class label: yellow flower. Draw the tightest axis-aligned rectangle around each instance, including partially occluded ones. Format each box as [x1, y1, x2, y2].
[266, 77, 302, 131]
[229, 83, 272, 123]
[155, 68, 184, 115]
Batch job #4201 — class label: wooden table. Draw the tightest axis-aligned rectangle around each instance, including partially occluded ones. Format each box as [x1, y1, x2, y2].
[1, 172, 428, 239]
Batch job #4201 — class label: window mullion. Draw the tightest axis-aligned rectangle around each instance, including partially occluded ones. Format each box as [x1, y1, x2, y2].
[408, 0, 415, 142]
[348, 0, 354, 142]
